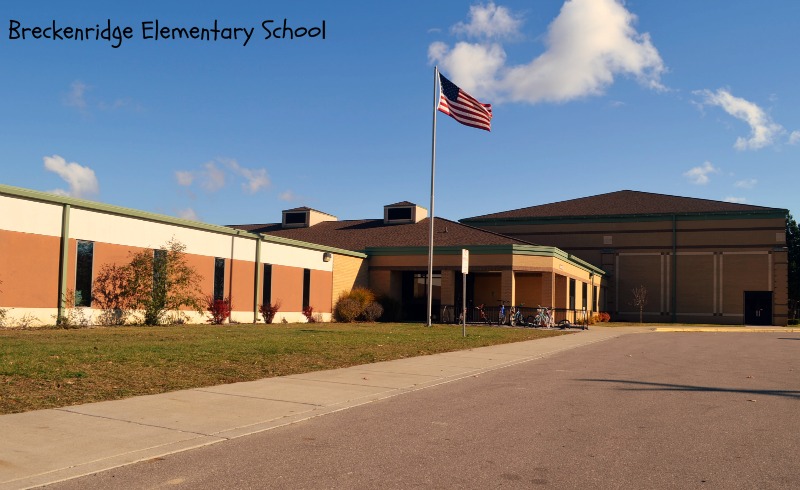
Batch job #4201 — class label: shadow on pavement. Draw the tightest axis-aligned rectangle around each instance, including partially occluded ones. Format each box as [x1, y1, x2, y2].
[577, 379, 800, 399]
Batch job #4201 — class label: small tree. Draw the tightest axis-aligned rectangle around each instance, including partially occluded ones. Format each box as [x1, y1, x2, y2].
[631, 285, 648, 325]
[206, 296, 232, 324]
[125, 239, 204, 325]
[93, 263, 135, 325]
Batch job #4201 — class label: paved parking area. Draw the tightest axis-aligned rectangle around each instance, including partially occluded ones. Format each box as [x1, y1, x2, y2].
[43, 330, 800, 489]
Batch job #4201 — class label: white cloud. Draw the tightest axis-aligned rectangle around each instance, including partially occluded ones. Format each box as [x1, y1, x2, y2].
[200, 162, 226, 192]
[176, 208, 199, 221]
[429, 0, 665, 103]
[452, 2, 522, 39]
[64, 81, 89, 111]
[222, 158, 271, 193]
[43, 154, 99, 198]
[175, 171, 194, 186]
[279, 190, 299, 202]
[694, 88, 784, 150]
[724, 197, 748, 204]
[683, 161, 719, 185]
[734, 178, 757, 189]
[789, 131, 800, 145]
[176, 158, 270, 194]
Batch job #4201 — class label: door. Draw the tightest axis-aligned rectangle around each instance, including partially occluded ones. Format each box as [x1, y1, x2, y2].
[743, 291, 772, 326]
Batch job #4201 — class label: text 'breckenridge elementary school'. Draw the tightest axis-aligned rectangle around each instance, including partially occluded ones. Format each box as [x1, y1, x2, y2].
[6, 19, 327, 48]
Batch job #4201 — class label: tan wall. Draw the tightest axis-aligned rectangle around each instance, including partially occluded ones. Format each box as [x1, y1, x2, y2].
[332, 254, 368, 305]
[617, 254, 664, 315]
[515, 273, 543, 307]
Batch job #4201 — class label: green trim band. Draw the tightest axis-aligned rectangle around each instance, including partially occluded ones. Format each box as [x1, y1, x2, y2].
[461, 209, 788, 227]
[364, 244, 605, 276]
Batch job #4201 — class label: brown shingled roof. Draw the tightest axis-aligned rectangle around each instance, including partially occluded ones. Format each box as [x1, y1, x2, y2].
[231, 217, 533, 251]
[463, 190, 783, 221]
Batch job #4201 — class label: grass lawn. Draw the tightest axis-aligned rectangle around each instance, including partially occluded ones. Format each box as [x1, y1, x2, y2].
[0, 322, 568, 415]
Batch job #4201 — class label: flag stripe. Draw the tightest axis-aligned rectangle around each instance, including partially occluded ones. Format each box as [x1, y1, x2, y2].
[437, 73, 492, 131]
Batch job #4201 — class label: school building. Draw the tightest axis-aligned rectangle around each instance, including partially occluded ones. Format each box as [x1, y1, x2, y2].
[0, 185, 789, 326]
[461, 190, 789, 325]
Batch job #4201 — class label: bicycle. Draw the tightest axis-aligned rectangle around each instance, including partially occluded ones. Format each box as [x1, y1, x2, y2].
[498, 300, 507, 326]
[528, 305, 554, 328]
[475, 304, 491, 325]
[441, 305, 453, 324]
[512, 303, 529, 327]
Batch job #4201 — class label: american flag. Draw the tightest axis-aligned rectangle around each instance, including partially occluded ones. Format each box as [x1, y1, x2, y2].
[437, 73, 492, 131]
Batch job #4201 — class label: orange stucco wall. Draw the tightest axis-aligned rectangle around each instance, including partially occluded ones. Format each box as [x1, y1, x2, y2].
[0, 230, 61, 308]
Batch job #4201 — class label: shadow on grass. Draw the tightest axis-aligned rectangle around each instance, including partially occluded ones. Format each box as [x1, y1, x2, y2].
[578, 379, 800, 399]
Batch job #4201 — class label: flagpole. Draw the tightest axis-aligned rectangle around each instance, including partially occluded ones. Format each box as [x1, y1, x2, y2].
[427, 66, 439, 327]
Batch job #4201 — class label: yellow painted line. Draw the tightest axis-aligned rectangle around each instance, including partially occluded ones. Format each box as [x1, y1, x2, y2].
[655, 327, 800, 333]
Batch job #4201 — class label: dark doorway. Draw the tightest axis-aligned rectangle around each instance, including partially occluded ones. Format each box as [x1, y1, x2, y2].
[744, 291, 772, 325]
[401, 271, 441, 321]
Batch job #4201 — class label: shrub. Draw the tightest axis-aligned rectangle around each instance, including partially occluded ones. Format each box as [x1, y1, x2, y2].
[348, 287, 375, 310]
[93, 263, 134, 326]
[362, 302, 384, 322]
[376, 295, 401, 322]
[302, 305, 315, 323]
[206, 296, 231, 324]
[259, 300, 282, 324]
[599, 312, 611, 322]
[334, 296, 362, 322]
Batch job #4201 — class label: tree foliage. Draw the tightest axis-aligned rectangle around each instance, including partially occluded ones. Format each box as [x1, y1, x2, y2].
[93, 239, 204, 325]
[788, 213, 799, 321]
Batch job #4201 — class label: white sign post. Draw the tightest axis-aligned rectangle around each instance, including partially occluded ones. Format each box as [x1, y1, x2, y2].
[461, 249, 469, 337]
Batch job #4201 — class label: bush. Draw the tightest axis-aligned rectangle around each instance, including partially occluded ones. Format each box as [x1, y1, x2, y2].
[362, 302, 384, 322]
[348, 287, 375, 310]
[206, 296, 231, 324]
[334, 296, 362, 322]
[599, 312, 611, 322]
[259, 300, 282, 324]
[302, 305, 315, 323]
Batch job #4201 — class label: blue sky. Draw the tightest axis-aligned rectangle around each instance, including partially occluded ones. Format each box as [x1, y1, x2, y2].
[2, 1, 798, 226]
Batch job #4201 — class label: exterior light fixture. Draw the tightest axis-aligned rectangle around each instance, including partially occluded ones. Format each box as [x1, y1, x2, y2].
[323, 252, 332, 262]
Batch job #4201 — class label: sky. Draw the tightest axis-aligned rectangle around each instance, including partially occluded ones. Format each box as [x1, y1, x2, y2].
[2, 1, 799, 227]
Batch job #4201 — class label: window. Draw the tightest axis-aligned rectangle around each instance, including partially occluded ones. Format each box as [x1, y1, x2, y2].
[262, 264, 272, 305]
[413, 273, 441, 299]
[593, 286, 598, 311]
[569, 278, 576, 310]
[582, 282, 588, 310]
[153, 249, 167, 302]
[213, 258, 225, 301]
[75, 240, 93, 306]
[302, 268, 311, 309]
[387, 207, 412, 221]
[284, 212, 306, 225]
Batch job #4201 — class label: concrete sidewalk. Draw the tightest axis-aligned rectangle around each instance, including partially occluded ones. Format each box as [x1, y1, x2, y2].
[0, 326, 644, 489]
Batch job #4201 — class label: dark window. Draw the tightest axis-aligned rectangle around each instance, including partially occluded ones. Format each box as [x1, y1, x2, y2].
[302, 269, 311, 309]
[569, 278, 576, 310]
[387, 207, 413, 221]
[153, 249, 168, 304]
[75, 240, 93, 306]
[284, 212, 307, 225]
[412, 272, 441, 299]
[262, 264, 273, 305]
[593, 286, 599, 311]
[582, 282, 588, 310]
[213, 258, 225, 301]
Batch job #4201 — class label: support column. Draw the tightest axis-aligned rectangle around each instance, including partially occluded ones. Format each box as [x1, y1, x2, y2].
[541, 272, 555, 307]
[441, 270, 456, 307]
[501, 270, 515, 306]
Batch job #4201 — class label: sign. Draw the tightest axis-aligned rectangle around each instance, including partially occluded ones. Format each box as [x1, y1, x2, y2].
[461, 249, 469, 274]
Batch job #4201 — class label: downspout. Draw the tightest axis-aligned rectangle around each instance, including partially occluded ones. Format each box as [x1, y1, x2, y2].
[253, 236, 262, 323]
[671, 214, 677, 323]
[57, 204, 71, 325]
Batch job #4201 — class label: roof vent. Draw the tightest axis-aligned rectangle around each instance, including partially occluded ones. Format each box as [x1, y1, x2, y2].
[383, 201, 427, 225]
[281, 207, 337, 229]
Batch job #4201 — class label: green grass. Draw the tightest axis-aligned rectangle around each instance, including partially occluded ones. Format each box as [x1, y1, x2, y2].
[0, 322, 568, 414]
